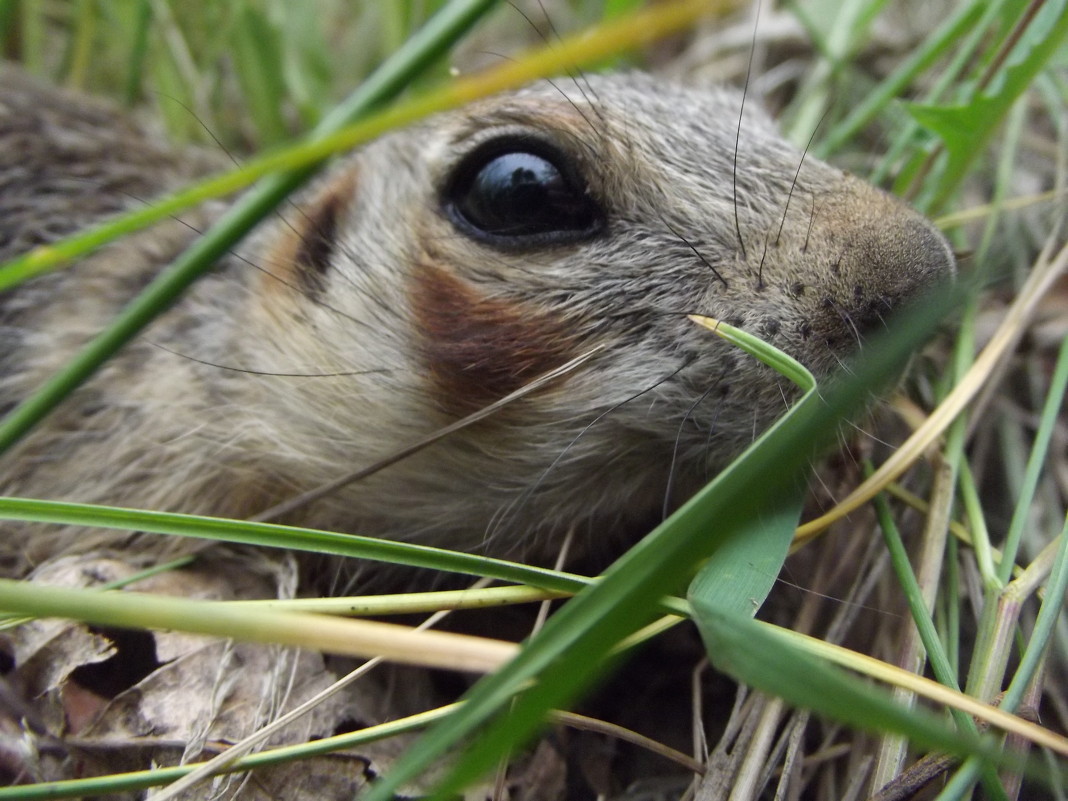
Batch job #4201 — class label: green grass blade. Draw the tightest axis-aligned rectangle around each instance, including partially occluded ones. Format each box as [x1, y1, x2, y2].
[786, 0, 891, 146]
[0, 0, 504, 457]
[873, 0, 1015, 192]
[354, 286, 961, 800]
[0, 497, 590, 593]
[1004, 514, 1068, 711]
[873, 484, 964, 694]
[230, 5, 289, 145]
[120, 0, 152, 106]
[0, 1, 16, 55]
[689, 316, 815, 391]
[815, 0, 984, 157]
[0, 704, 458, 800]
[908, 0, 1068, 211]
[996, 336, 1068, 585]
[692, 612, 1016, 776]
[0, 578, 519, 671]
[687, 482, 803, 619]
[1000, 341, 1068, 709]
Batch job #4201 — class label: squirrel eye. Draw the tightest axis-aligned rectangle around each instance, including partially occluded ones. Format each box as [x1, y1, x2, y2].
[445, 145, 603, 247]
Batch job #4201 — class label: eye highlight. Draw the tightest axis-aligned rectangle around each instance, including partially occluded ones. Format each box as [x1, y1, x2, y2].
[444, 139, 604, 248]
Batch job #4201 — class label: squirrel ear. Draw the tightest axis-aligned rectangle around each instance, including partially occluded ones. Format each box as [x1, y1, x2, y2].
[262, 165, 359, 297]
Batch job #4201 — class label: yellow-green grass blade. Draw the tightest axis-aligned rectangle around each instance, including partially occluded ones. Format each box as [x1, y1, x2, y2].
[356, 288, 963, 800]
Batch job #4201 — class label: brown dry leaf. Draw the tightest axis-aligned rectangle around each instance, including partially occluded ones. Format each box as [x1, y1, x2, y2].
[3, 549, 387, 797]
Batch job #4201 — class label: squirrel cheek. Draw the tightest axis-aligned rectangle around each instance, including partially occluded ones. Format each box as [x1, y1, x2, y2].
[408, 260, 578, 417]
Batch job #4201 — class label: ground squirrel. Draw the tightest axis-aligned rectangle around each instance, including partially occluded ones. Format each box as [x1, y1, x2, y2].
[0, 62, 960, 798]
[0, 67, 954, 573]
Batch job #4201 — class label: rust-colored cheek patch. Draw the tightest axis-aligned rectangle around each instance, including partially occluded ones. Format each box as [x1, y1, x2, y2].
[410, 261, 578, 416]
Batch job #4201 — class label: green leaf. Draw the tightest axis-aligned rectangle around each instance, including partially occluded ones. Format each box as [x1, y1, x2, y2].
[690, 612, 997, 763]
[687, 480, 803, 620]
[0, 497, 590, 594]
[906, 0, 1068, 209]
[357, 286, 960, 801]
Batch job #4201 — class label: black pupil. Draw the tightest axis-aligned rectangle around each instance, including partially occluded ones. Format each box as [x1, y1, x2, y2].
[453, 151, 598, 239]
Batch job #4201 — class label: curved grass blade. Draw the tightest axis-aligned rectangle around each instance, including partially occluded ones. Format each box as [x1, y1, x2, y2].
[687, 318, 812, 620]
[0, 497, 591, 594]
[689, 611, 1028, 778]
[356, 288, 961, 800]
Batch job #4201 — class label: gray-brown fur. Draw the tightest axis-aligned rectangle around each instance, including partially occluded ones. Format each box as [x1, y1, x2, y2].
[0, 69, 954, 575]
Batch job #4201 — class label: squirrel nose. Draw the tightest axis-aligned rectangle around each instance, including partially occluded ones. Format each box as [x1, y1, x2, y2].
[845, 215, 956, 340]
[875, 215, 956, 294]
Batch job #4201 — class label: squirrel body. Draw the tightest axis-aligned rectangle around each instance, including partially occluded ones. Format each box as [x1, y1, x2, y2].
[0, 68, 954, 572]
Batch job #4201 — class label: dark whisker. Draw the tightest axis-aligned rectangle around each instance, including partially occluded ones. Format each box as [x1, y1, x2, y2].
[119, 188, 379, 335]
[661, 217, 728, 287]
[803, 193, 818, 254]
[148, 91, 242, 169]
[775, 106, 831, 247]
[662, 377, 722, 519]
[154, 89, 356, 298]
[506, 1, 607, 134]
[757, 229, 770, 289]
[148, 342, 393, 378]
[532, 0, 605, 116]
[542, 77, 607, 146]
[733, 0, 764, 263]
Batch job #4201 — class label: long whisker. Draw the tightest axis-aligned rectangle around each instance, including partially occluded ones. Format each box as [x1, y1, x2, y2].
[661, 217, 728, 287]
[486, 358, 696, 549]
[251, 345, 605, 523]
[732, 0, 763, 263]
[662, 375, 724, 519]
[120, 188, 379, 335]
[147, 342, 393, 379]
[774, 106, 831, 247]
